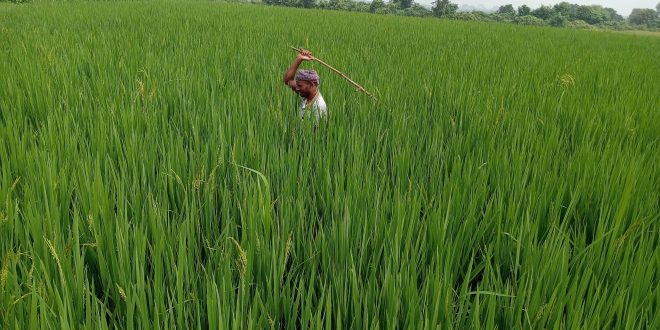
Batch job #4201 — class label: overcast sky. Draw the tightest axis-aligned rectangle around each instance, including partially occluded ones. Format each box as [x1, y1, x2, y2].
[414, 1, 659, 16]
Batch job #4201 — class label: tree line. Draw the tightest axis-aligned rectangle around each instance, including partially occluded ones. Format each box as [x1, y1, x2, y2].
[259, 0, 660, 31]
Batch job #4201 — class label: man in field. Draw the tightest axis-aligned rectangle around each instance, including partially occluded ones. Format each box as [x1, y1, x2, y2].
[283, 49, 328, 122]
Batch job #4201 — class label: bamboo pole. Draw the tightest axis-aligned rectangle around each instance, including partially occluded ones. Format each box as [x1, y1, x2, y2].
[289, 46, 378, 101]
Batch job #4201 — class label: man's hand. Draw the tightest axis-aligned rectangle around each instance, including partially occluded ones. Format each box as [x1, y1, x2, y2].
[285, 48, 314, 87]
[297, 49, 315, 61]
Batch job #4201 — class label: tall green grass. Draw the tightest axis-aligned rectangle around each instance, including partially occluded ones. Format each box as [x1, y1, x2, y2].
[1, 1, 658, 328]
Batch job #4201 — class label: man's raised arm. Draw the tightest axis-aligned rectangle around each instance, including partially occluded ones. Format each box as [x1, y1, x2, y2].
[284, 49, 314, 88]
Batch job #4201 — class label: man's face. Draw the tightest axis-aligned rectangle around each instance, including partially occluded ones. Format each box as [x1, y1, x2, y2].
[295, 80, 316, 98]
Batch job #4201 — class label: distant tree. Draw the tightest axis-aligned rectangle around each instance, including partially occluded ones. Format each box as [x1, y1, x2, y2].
[369, 0, 385, 12]
[299, 0, 316, 8]
[451, 11, 490, 21]
[604, 7, 623, 21]
[531, 6, 555, 20]
[385, 1, 400, 12]
[497, 4, 515, 15]
[450, 12, 479, 20]
[517, 5, 531, 16]
[553, 2, 578, 19]
[328, 0, 347, 10]
[629, 8, 657, 25]
[432, 0, 458, 17]
[514, 15, 545, 26]
[598, 20, 633, 30]
[549, 14, 568, 27]
[346, 1, 370, 12]
[373, 7, 390, 14]
[398, 0, 414, 9]
[401, 3, 432, 16]
[390, 0, 412, 9]
[657, 2, 660, 14]
[491, 13, 515, 22]
[576, 5, 609, 25]
[567, 19, 592, 29]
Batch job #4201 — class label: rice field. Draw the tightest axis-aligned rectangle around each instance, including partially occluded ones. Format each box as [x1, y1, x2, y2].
[0, 1, 659, 328]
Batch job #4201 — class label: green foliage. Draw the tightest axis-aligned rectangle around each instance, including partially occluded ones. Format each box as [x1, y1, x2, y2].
[575, 5, 609, 25]
[517, 4, 531, 16]
[1, 1, 659, 329]
[549, 14, 568, 27]
[344, 0, 370, 12]
[327, 0, 346, 10]
[392, 0, 413, 10]
[449, 12, 479, 21]
[399, 3, 431, 17]
[432, 0, 457, 17]
[596, 20, 633, 30]
[514, 14, 545, 26]
[604, 7, 623, 21]
[319, 0, 378, 12]
[299, 0, 316, 8]
[373, 7, 391, 15]
[369, 0, 384, 13]
[628, 8, 658, 26]
[553, 2, 578, 18]
[255, 0, 646, 31]
[566, 19, 592, 29]
[531, 5, 555, 20]
[497, 4, 515, 15]
[490, 12, 516, 23]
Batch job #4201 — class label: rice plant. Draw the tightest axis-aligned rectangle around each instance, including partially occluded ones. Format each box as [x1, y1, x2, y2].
[0, 1, 658, 328]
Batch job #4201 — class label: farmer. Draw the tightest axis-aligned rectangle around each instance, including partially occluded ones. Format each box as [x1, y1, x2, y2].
[283, 49, 328, 122]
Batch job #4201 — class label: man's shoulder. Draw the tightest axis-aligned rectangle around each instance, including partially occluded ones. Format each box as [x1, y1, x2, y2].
[316, 93, 327, 111]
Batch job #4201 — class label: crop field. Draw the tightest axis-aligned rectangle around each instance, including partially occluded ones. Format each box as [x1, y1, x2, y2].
[0, 1, 659, 328]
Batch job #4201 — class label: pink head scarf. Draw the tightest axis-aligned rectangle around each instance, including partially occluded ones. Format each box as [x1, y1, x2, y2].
[295, 70, 320, 86]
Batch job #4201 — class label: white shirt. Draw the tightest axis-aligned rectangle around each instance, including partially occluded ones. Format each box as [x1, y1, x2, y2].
[299, 92, 327, 122]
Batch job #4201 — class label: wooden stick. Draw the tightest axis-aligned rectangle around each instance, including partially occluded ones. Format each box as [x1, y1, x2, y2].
[289, 46, 377, 101]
